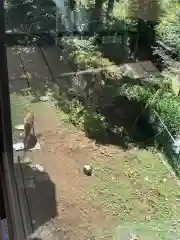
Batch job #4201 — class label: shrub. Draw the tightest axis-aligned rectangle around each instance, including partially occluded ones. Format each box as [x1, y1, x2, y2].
[52, 85, 71, 113]
[20, 87, 41, 102]
[115, 83, 180, 135]
[154, 93, 180, 134]
[70, 50, 103, 69]
[101, 67, 123, 86]
[115, 83, 155, 102]
[84, 112, 108, 138]
[66, 38, 113, 70]
[69, 99, 85, 128]
[61, 31, 180, 139]
[157, 2, 180, 53]
[62, 97, 108, 139]
[77, 0, 95, 10]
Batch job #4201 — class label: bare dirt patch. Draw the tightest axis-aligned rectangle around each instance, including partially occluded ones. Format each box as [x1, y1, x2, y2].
[25, 102, 108, 239]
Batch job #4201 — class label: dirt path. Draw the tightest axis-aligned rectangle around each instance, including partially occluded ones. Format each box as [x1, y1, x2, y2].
[23, 101, 107, 239]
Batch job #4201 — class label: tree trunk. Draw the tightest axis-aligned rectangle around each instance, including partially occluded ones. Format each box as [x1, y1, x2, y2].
[107, 0, 115, 18]
[90, 0, 103, 32]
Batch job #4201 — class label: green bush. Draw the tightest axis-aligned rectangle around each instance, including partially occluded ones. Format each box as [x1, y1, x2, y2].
[52, 85, 71, 113]
[115, 84, 155, 102]
[115, 83, 180, 135]
[84, 112, 108, 138]
[69, 99, 85, 128]
[20, 87, 41, 102]
[77, 0, 95, 10]
[64, 97, 108, 138]
[69, 50, 104, 69]
[62, 34, 180, 138]
[157, 2, 180, 52]
[66, 38, 113, 70]
[154, 93, 180, 134]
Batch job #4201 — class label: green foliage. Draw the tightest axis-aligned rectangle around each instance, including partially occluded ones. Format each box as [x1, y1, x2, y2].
[20, 87, 41, 102]
[68, 98, 108, 138]
[116, 84, 155, 102]
[10, 93, 30, 127]
[67, 98, 108, 138]
[52, 85, 71, 113]
[112, 0, 131, 19]
[101, 67, 123, 85]
[77, 0, 96, 9]
[69, 99, 85, 128]
[60, 21, 180, 140]
[62, 37, 98, 52]
[115, 83, 180, 134]
[65, 37, 113, 70]
[84, 112, 108, 138]
[53, 83, 108, 138]
[157, 1, 180, 52]
[69, 50, 103, 69]
[154, 93, 180, 134]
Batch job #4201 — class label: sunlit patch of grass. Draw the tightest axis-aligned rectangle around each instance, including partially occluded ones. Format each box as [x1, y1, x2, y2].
[10, 92, 30, 127]
[56, 107, 69, 123]
[89, 148, 180, 239]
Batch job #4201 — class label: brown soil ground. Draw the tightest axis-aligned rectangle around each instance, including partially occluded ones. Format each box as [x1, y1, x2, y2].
[21, 102, 109, 240]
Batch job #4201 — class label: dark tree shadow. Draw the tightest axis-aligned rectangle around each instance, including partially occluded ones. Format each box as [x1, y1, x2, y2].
[90, 95, 155, 150]
[89, 92, 180, 180]
[14, 158, 58, 238]
[134, 19, 157, 62]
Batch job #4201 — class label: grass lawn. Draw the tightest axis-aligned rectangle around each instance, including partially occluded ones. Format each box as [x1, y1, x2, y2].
[10, 92, 180, 240]
[89, 148, 180, 239]
[10, 92, 31, 127]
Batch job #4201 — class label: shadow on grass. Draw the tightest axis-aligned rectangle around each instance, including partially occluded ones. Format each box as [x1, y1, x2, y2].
[14, 157, 57, 238]
[90, 96, 155, 149]
[97, 95, 180, 180]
